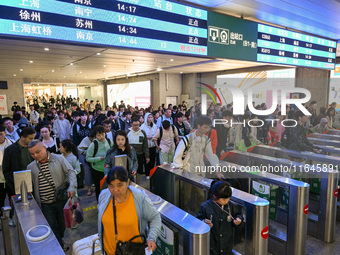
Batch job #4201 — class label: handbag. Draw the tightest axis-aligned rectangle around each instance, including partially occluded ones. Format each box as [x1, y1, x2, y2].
[37, 162, 69, 201]
[112, 196, 147, 255]
[64, 197, 84, 228]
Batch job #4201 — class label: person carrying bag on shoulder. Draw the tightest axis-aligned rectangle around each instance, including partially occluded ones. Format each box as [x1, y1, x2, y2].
[98, 166, 161, 255]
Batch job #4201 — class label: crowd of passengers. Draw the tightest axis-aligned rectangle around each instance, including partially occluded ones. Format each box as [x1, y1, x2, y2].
[1, 96, 337, 254]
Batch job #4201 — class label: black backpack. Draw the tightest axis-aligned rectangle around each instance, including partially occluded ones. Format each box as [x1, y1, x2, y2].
[157, 125, 176, 146]
[281, 128, 290, 149]
[92, 138, 113, 157]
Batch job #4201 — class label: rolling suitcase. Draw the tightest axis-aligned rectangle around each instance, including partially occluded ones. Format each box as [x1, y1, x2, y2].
[72, 234, 101, 255]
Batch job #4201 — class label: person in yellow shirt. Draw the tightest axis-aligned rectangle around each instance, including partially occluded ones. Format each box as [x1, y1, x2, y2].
[98, 166, 161, 255]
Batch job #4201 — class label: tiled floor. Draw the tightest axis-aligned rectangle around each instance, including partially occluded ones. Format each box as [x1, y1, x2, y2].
[1, 177, 340, 255]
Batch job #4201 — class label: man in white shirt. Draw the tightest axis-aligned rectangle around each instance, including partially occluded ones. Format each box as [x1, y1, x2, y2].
[29, 105, 40, 124]
[156, 108, 173, 128]
[173, 116, 221, 175]
[0, 125, 14, 226]
[173, 116, 222, 213]
[103, 119, 115, 142]
[53, 111, 71, 142]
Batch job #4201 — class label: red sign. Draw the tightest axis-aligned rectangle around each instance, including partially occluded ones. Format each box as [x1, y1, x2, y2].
[334, 188, 338, 198]
[303, 204, 309, 215]
[261, 226, 269, 239]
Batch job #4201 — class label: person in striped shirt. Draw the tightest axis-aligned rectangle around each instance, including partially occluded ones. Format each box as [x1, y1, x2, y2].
[27, 140, 77, 251]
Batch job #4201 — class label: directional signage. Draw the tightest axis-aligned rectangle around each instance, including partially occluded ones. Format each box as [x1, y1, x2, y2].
[0, 0, 208, 56]
[207, 11, 258, 61]
[207, 11, 337, 70]
[257, 24, 336, 69]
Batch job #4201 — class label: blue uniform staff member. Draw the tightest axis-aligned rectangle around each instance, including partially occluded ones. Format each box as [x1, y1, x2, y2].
[197, 181, 243, 255]
[98, 166, 161, 255]
[27, 140, 77, 251]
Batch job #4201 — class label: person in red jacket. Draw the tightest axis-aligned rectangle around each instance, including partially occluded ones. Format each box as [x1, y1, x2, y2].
[206, 127, 218, 154]
[266, 124, 280, 145]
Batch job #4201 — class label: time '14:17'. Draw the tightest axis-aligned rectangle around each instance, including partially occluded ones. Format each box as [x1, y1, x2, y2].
[117, 3, 137, 13]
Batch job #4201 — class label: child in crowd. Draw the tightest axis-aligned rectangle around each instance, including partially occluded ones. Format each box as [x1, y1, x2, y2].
[266, 124, 280, 145]
[197, 181, 243, 255]
[60, 139, 81, 193]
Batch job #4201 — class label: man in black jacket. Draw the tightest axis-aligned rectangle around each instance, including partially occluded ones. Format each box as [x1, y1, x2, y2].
[174, 112, 189, 138]
[72, 111, 93, 146]
[288, 111, 320, 153]
[3, 127, 36, 197]
[11, 102, 21, 113]
[215, 110, 234, 157]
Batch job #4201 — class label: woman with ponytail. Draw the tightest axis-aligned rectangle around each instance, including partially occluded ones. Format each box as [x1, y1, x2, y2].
[60, 139, 81, 176]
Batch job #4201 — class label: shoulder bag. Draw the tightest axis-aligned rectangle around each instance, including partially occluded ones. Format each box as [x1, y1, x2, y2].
[112, 196, 147, 255]
[37, 162, 69, 201]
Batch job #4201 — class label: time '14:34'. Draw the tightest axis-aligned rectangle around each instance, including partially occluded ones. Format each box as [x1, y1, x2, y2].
[118, 26, 137, 34]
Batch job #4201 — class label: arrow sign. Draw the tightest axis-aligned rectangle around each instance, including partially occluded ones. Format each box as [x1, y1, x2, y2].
[209, 28, 218, 42]
[261, 226, 269, 239]
[304, 204, 309, 215]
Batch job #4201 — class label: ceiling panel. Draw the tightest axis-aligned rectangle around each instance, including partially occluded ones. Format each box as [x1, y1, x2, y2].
[0, 38, 271, 81]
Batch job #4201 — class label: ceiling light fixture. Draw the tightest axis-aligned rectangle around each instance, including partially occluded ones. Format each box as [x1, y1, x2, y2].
[180, 72, 183, 74]
[170, 59, 174, 61]
[13, 74, 16, 76]
[80, 71, 82, 74]
[44, 48, 50, 51]
[103, 65, 106, 68]
[20, 69, 23, 71]
[29, 60, 33, 63]
[70, 63, 74, 66]
[96, 53, 101, 55]
[52, 70, 55, 72]
[157, 68, 163, 71]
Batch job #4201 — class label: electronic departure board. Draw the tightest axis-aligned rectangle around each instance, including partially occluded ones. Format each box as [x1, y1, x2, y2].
[0, 0, 208, 56]
[257, 24, 337, 69]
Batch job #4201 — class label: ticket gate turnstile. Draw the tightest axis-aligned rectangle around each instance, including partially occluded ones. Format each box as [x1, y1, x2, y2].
[150, 164, 305, 255]
[249, 144, 340, 222]
[221, 150, 338, 243]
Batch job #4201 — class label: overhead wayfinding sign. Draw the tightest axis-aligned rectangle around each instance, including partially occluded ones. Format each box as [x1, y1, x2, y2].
[257, 24, 337, 70]
[0, 0, 208, 56]
[207, 12, 258, 62]
[207, 12, 337, 70]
